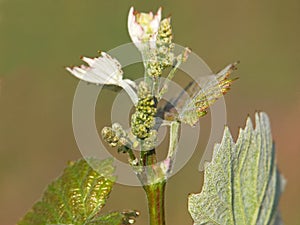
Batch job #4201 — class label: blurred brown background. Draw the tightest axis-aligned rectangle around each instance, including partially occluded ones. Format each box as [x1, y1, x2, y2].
[0, 0, 299, 224]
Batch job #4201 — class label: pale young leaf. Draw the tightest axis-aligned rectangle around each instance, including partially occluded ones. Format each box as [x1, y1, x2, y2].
[188, 112, 284, 225]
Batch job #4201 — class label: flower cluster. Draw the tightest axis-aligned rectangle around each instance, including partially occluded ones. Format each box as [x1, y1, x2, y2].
[101, 123, 127, 148]
[66, 7, 237, 173]
[131, 82, 157, 139]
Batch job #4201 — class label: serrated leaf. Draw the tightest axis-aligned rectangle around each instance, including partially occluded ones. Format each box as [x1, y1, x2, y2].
[188, 112, 285, 225]
[18, 158, 138, 225]
[178, 63, 237, 126]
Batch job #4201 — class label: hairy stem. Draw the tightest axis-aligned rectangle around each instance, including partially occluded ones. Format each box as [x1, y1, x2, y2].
[139, 141, 167, 225]
[157, 57, 183, 100]
[143, 181, 166, 225]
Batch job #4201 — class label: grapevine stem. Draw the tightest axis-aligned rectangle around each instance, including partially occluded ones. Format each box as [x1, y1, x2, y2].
[143, 181, 166, 225]
[139, 142, 167, 225]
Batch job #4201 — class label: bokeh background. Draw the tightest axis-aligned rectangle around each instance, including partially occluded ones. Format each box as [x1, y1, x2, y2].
[0, 0, 299, 224]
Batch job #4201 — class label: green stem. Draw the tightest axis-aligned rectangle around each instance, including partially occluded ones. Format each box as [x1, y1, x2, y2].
[152, 77, 158, 97]
[157, 58, 183, 100]
[140, 140, 157, 166]
[167, 121, 180, 159]
[139, 140, 166, 225]
[142, 50, 152, 87]
[143, 181, 166, 225]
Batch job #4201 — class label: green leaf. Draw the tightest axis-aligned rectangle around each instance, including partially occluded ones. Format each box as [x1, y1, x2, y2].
[88, 210, 139, 225]
[188, 112, 285, 225]
[18, 158, 139, 225]
[179, 63, 237, 126]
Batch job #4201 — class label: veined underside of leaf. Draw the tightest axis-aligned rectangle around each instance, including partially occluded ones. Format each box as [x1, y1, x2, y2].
[159, 62, 237, 126]
[188, 112, 285, 225]
[18, 158, 139, 225]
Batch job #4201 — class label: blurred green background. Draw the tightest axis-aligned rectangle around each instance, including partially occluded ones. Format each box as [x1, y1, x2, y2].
[0, 0, 299, 224]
